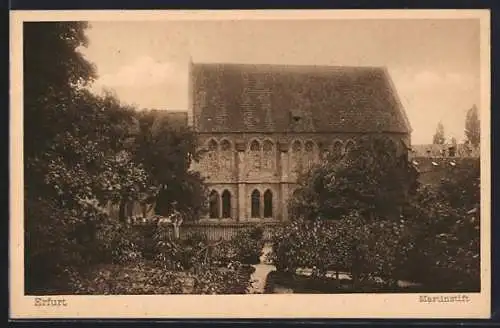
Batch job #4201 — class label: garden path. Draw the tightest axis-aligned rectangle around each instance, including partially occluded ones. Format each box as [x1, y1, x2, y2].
[249, 243, 275, 294]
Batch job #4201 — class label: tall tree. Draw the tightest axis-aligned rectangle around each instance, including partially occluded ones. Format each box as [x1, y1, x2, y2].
[289, 135, 419, 221]
[450, 137, 458, 147]
[24, 22, 96, 160]
[133, 110, 207, 230]
[24, 22, 147, 292]
[432, 122, 445, 145]
[402, 159, 480, 289]
[465, 105, 480, 148]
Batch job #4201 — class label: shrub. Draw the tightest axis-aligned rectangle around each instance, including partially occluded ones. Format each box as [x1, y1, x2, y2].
[231, 225, 265, 265]
[189, 225, 266, 267]
[269, 219, 338, 275]
[67, 262, 187, 295]
[95, 219, 144, 265]
[269, 214, 408, 287]
[152, 224, 196, 270]
[192, 262, 254, 294]
[67, 260, 253, 295]
[151, 225, 221, 271]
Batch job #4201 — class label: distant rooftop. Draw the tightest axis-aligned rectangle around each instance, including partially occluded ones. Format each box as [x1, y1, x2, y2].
[411, 143, 479, 158]
[146, 109, 188, 131]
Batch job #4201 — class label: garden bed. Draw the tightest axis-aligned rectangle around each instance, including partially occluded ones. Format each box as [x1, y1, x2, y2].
[68, 261, 255, 295]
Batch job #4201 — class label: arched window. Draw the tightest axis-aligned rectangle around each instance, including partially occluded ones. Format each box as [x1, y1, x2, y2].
[292, 140, 302, 152]
[251, 189, 261, 218]
[249, 140, 261, 170]
[263, 140, 273, 152]
[264, 189, 273, 218]
[207, 139, 218, 169]
[291, 140, 303, 173]
[305, 141, 314, 152]
[209, 190, 220, 219]
[208, 139, 218, 151]
[220, 139, 232, 172]
[220, 139, 231, 151]
[304, 141, 316, 168]
[344, 139, 355, 154]
[383, 138, 397, 155]
[262, 140, 274, 169]
[250, 140, 260, 151]
[221, 190, 231, 218]
[332, 140, 343, 159]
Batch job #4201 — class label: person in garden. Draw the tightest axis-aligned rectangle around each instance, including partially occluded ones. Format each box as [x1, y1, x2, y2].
[169, 201, 184, 240]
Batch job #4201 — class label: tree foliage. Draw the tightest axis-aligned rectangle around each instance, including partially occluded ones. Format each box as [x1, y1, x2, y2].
[24, 22, 212, 293]
[24, 22, 96, 160]
[133, 109, 208, 219]
[401, 159, 480, 289]
[280, 133, 480, 291]
[290, 135, 419, 221]
[465, 104, 480, 148]
[269, 213, 410, 288]
[432, 122, 445, 145]
[24, 22, 151, 292]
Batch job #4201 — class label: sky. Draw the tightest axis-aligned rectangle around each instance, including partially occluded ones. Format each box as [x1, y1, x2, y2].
[81, 19, 480, 144]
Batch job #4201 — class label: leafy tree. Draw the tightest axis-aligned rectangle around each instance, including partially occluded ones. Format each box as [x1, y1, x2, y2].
[290, 135, 419, 221]
[24, 22, 147, 292]
[432, 122, 445, 145]
[24, 22, 97, 160]
[401, 159, 480, 290]
[133, 110, 208, 233]
[450, 137, 458, 147]
[465, 105, 480, 148]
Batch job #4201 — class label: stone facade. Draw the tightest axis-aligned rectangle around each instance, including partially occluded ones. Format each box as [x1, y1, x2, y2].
[187, 62, 412, 222]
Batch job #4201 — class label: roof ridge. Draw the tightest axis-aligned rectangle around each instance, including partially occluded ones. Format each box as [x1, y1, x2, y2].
[191, 62, 385, 71]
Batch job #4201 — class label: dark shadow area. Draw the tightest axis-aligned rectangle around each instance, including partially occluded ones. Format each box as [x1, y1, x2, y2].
[264, 271, 480, 294]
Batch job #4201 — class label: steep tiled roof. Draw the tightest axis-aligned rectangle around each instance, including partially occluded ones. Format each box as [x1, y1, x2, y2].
[191, 63, 410, 134]
[149, 110, 188, 132]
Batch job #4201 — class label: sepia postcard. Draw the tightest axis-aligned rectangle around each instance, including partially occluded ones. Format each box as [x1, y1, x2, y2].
[10, 9, 491, 319]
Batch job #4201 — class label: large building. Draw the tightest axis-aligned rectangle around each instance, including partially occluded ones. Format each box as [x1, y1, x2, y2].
[185, 62, 411, 222]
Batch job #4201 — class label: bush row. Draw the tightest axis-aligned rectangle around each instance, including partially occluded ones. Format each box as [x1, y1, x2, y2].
[268, 214, 406, 287]
[60, 221, 265, 294]
[268, 209, 480, 292]
[67, 261, 255, 295]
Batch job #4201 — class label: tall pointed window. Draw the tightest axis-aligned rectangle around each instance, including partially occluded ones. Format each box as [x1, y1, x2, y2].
[250, 140, 261, 170]
[264, 189, 273, 218]
[221, 190, 231, 219]
[332, 140, 343, 160]
[208, 139, 218, 152]
[262, 140, 274, 170]
[251, 189, 261, 218]
[344, 139, 355, 154]
[220, 139, 232, 172]
[207, 139, 218, 171]
[291, 140, 302, 173]
[209, 190, 220, 219]
[304, 140, 315, 169]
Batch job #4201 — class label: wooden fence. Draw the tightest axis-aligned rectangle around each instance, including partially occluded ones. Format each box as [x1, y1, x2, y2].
[136, 221, 284, 242]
